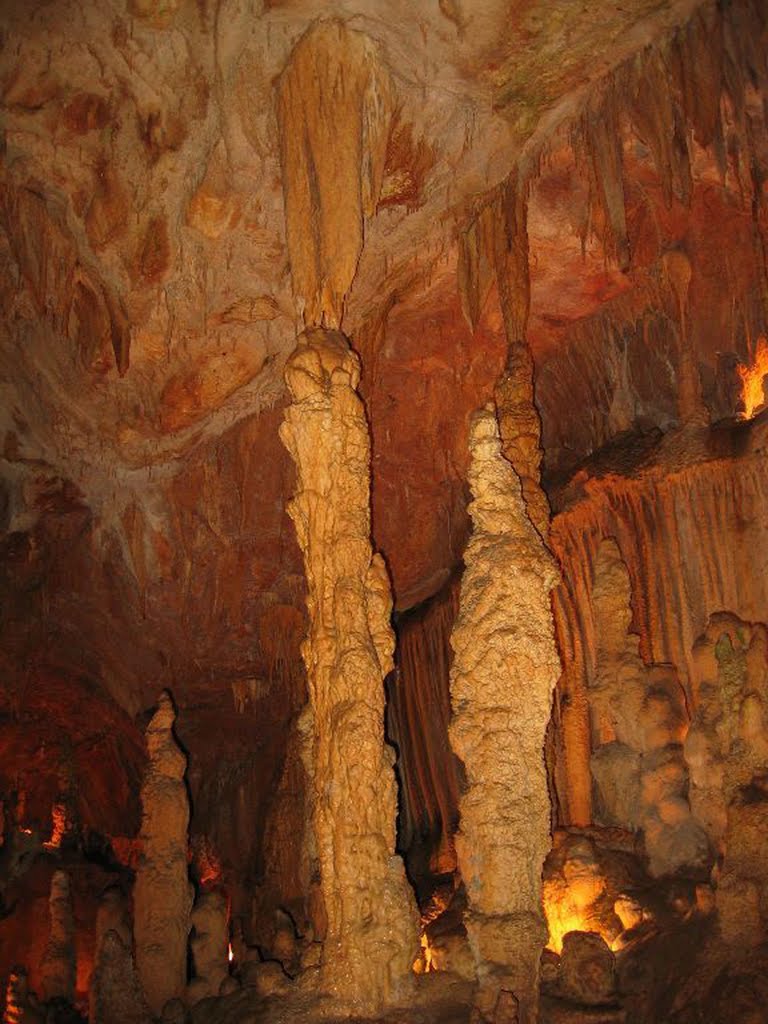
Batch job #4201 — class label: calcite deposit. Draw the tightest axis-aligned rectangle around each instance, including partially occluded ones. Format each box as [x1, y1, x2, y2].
[448, 408, 560, 1022]
[685, 615, 768, 945]
[588, 539, 707, 876]
[133, 692, 192, 1016]
[280, 329, 418, 1012]
[1, 0, 768, 1021]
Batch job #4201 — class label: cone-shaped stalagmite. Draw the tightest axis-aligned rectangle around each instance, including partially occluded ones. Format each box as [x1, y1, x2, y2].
[133, 691, 192, 1016]
[40, 870, 75, 1004]
[449, 408, 560, 1024]
[280, 329, 418, 1013]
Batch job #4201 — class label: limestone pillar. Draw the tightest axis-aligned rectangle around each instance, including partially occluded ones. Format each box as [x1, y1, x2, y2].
[280, 329, 418, 1013]
[449, 408, 560, 1024]
[40, 870, 75, 1003]
[133, 691, 192, 1016]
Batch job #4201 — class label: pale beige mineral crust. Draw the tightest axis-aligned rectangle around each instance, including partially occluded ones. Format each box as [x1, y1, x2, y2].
[40, 869, 75, 1003]
[449, 407, 560, 1024]
[280, 328, 418, 1014]
[133, 691, 192, 1016]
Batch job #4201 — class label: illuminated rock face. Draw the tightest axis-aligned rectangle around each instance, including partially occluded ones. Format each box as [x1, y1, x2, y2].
[280, 329, 418, 1013]
[448, 407, 559, 1023]
[40, 870, 75, 1003]
[133, 691, 192, 1016]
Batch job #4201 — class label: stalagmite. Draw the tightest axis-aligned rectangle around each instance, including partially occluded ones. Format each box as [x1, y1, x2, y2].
[39, 870, 75, 1004]
[188, 890, 230, 1004]
[280, 329, 418, 1013]
[90, 931, 151, 1024]
[133, 691, 192, 1016]
[449, 407, 560, 1023]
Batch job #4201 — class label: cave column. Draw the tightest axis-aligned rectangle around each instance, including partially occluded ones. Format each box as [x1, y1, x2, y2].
[449, 408, 560, 1024]
[133, 691, 192, 1016]
[280, 329, 418, 1013]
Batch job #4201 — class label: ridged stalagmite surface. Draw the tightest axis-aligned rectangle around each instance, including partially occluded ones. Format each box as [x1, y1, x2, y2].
[133, 691, 192, 1016]
[39, 870, 75, 1003]
[449, 408, 560, 1023]
[280, 329, 418, 1013]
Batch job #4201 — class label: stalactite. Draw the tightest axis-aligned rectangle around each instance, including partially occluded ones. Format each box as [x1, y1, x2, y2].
[133, 691, 192, 1016]
[660, 248, 707, 425]
[280, 329, 418, 1013]
[550, 439, 768, 825]
[449, 408, 560, 1024]
[276, 21, 393, 328]
[585, 86, 630, 272]
[389, 576, 461, 868]
[39, 870, 75, 1004]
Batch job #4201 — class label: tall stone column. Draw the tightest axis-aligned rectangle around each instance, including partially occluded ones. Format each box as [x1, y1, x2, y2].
[449, 408, 560, 1024]
[133, 691, 192, 1016]
[280, 329, 418, 1013]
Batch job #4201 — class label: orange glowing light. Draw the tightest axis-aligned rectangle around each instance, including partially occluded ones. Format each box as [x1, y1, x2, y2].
[43, 804, 66, 850]
[228, 943, 234, 964]
[738, 336, 768, 419]
[543, 884, 618, 955]
[412, 930, 437, 974]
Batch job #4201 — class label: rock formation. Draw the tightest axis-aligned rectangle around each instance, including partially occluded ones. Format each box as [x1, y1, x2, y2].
[685, 615, 768, 945]
[280, 329, 418, 1012]
[448, 407, 560, 1022]
[89, 931, 151, 1024]
[188, 890, 229, 1004]
[133, 691, 192, 1016]
[39, 870, 75, 1004]
[588, 539, 707, 876]
[89, 888, 137, 1022]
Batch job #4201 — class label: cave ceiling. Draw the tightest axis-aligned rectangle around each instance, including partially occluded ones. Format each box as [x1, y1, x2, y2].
[0, 0, 766, 812]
